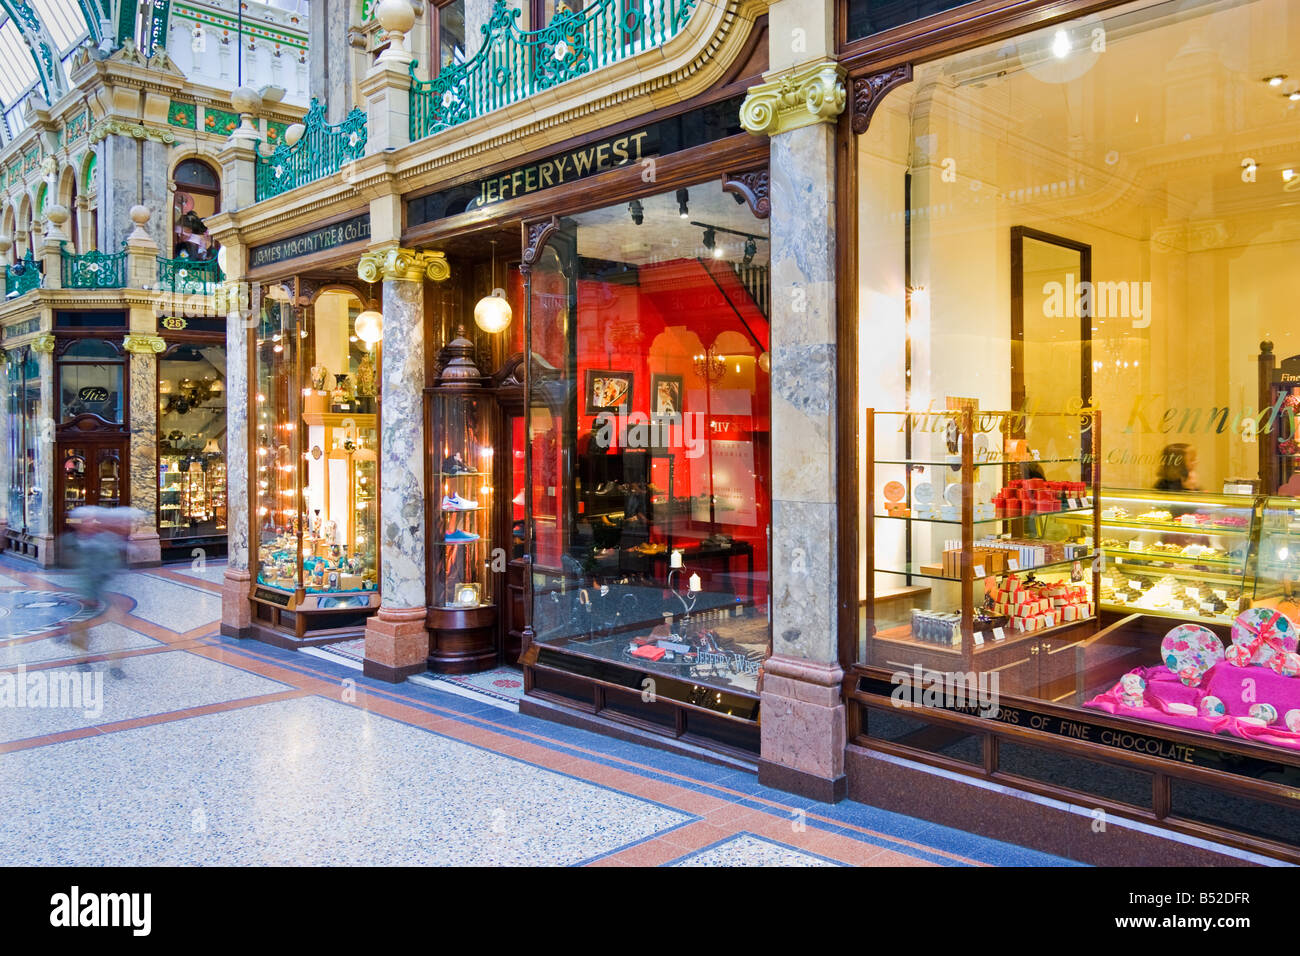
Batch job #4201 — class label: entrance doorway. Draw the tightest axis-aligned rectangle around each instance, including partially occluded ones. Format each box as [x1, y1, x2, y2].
[56, 439, 127, 534]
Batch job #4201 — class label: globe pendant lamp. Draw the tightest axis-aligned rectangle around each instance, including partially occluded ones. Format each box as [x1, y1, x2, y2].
[354, 309, 384, 346]
[474, 240, 512, 334]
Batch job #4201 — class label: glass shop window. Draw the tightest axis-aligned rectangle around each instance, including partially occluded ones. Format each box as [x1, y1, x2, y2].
[434, 0, 466, 73]
[254, 290, 380, 595]
[58, 339, 124, 424]
[158, 345, 228, 541]
[855, 0, 1300, 754]
[528, 179, 771, 702]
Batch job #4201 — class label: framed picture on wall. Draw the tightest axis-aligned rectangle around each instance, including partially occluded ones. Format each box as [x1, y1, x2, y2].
[584, 369, 634, 414]
[651, 374, 683, 417]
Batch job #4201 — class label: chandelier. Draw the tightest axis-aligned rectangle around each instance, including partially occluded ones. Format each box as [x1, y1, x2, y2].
[693, 350, 726, 384]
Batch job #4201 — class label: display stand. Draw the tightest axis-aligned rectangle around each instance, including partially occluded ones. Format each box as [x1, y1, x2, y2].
[425, 328, 498, 673]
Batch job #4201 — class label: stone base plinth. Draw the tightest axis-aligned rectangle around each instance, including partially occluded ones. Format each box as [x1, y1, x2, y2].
[363, 605, 429, 683]
[758, 654, 847, 803]
[221, 567, 252, 638]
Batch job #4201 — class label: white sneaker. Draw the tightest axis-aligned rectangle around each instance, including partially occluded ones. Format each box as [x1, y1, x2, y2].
[442, 493, 479, 511]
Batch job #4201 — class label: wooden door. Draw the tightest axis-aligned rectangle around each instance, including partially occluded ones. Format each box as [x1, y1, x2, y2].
[56, 440, 127, 535]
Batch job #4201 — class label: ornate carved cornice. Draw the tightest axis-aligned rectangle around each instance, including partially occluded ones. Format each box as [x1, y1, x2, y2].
[30, 333, 55, 354]
[721, 168, 770, 219]
[740, 60, 847, 137]
[850, 65, 912, 135]
[520, 217, 559, 275]
[123, 333, 166, 354]
[357, 247, 450, 283]
[89, 119, 178, 146]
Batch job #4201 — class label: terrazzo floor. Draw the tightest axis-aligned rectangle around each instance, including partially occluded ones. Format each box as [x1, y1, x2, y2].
[0, 555, 1086, 867]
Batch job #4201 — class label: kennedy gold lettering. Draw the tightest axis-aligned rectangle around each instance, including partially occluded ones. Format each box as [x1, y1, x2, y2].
[1123, 394, 1160, 434]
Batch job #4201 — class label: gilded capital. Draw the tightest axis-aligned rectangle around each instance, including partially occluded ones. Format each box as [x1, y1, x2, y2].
[123, 333, 166, 354]
[357, 247, 450, 283]
[30, 333, 55, 353]
[740, 60, 847, 137]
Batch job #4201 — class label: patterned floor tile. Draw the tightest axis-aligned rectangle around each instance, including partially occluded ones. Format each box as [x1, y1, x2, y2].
[106, 574, 222, 629]
[669, 832, 843, 866]
[0, 650, 289, 743]
[0, 695, 692, 866]
[0, 620, 160, 667]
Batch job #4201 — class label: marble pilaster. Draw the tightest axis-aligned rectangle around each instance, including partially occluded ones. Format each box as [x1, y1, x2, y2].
[358, 246, 449, 681]
[32, 341, 55, 564]
[124, 333, 164, 567]
[742, 51, 848, 801]
[221, 279, 253, 637]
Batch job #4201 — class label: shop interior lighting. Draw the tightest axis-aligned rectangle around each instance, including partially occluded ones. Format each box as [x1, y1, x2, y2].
[676, 188, 689, 218]
[628, 199, 644, 225]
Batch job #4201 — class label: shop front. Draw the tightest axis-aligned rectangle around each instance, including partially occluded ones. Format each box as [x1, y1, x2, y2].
[394, 56, 774, 754]
[241, 224, 387, 644]
[839, 0, 1300, 859]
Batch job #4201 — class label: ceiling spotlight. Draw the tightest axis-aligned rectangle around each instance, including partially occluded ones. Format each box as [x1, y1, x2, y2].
[702, 226, 715, 250]
[713, 244, 724, 259]
[743, 237, 757, 264]
[676, 188, 689, 219]
[628, 199, 643, 225]
[1290, 91, 1300, 101]
[1284, 169, 1296, 182]
[1266, 74, 1287, 86]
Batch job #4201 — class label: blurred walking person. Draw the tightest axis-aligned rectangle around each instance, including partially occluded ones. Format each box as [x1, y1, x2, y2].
[59, 506, 133, 679]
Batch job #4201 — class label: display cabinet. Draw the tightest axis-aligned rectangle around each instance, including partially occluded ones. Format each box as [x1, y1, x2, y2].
[251, 290, 381, 642]
[426, 329, 497, 673]
[864, 407, 1100, 697]
[1252, 496, 1300, 610]
[159, 455, 227, 534]
[1058, 489, 1259, 625]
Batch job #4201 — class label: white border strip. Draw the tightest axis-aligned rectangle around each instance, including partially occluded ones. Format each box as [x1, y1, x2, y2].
[407, 673, 520, 713]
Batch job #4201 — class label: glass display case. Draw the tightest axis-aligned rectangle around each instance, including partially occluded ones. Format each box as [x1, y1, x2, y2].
[1253, 496, 1300, 610]
[1058, 489, 1259, 625]
[426, 329, 497, 673]
[252, 289, 380, 630]
[864, 407, 1100, 693]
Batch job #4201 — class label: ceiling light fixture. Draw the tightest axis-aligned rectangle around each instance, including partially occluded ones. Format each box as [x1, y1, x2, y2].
[1266, 74, 1287, 86]
[676, 188, 689, 219]
[743, 237, 757, 265]
[473, 239, 512, 334]
[628, 199, 643, 225]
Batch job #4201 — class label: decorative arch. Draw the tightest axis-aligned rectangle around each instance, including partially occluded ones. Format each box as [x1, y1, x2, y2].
[15, 192, 31, 256]
[80, 149, 97, 192]
[57, 160, 76, 207]
[1, 203, 13, 262]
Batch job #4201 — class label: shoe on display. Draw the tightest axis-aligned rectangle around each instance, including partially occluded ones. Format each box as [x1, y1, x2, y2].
[445, 529, 480, 543]
[442, 493, 480, 511]
[443, 454, 473, 475]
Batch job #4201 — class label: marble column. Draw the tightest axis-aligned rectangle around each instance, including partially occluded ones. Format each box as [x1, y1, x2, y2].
[741, 58, 848, 801]
[357, 246, 450, 681]
[124, 332, 164, 567]
[221, 279, 253, 638]
[31, 334, 56, 566]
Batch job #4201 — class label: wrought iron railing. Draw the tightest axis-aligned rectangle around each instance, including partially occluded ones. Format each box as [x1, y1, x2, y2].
[157, 255, 224, 296]
[61, 245, 127, 289]
[255, 99, 368, 201]
[410, 0, 697, 140]
[4, 251, 41, 297]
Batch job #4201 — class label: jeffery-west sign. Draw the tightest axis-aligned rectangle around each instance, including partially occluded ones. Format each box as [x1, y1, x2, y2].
[249, 213, 371, 269]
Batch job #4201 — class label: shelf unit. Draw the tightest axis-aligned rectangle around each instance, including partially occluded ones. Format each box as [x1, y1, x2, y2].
[864, 406, 1101, 688]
